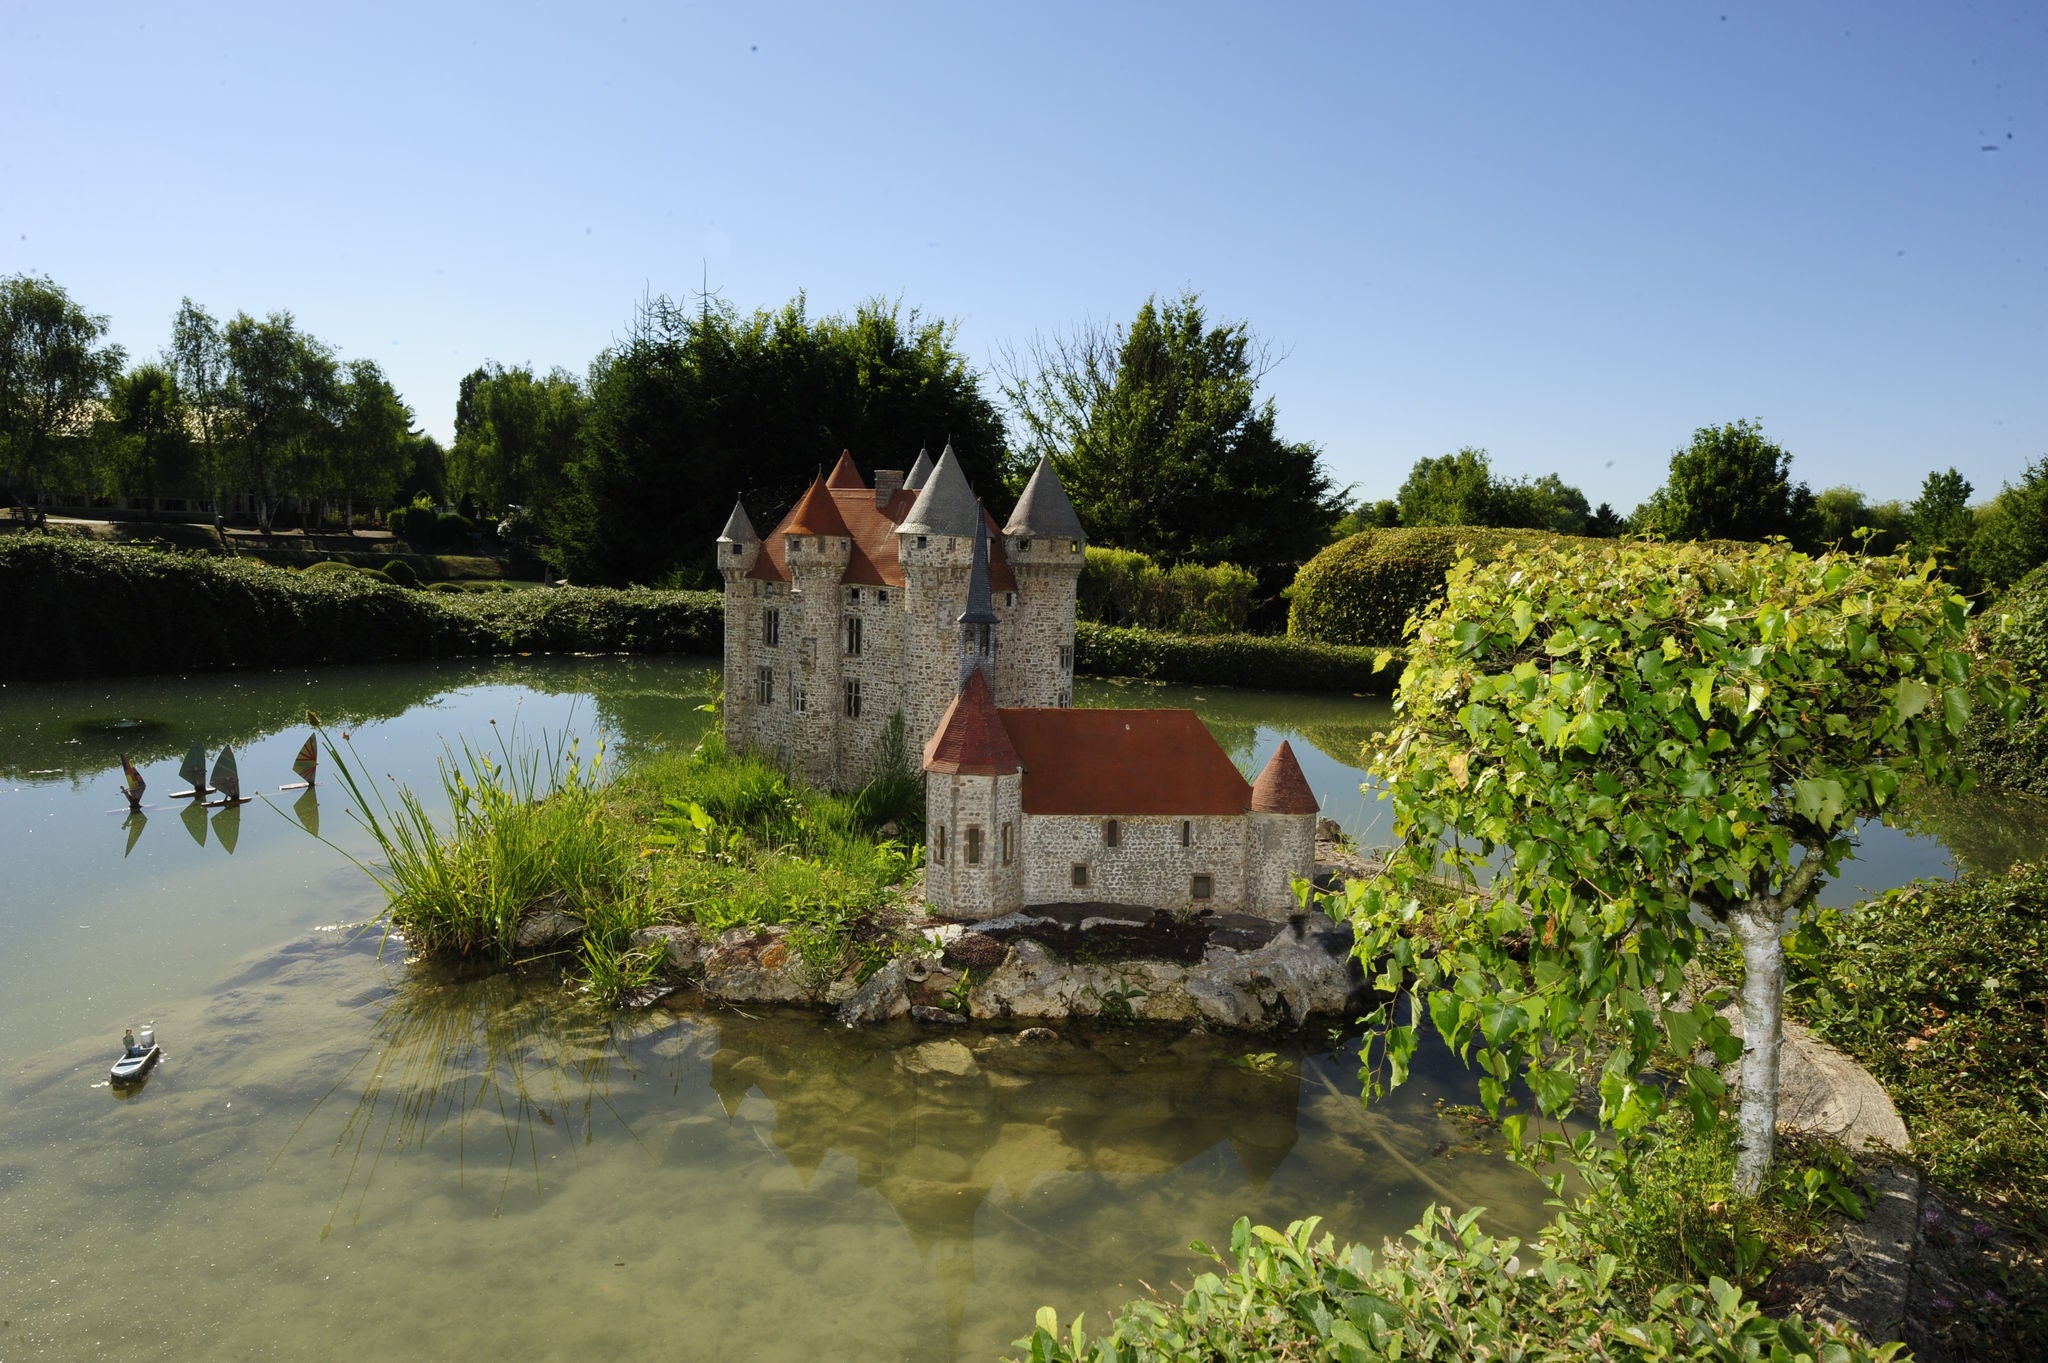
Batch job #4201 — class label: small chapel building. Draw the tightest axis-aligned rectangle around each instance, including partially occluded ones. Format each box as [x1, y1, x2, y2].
[719, 445, 1320, 923]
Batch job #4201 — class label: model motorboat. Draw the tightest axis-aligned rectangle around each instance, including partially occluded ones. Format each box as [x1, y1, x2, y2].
[111, 1023, 162, 1087]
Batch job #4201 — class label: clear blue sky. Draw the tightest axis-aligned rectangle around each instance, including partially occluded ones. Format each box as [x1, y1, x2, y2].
[3, 1, 2041, 512]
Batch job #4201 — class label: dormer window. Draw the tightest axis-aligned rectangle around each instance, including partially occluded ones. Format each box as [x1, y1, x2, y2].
[790, 539, 801, 553]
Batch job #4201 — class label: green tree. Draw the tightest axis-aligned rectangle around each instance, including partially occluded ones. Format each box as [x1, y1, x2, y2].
[1635, 419, 1814, 543]
[331, 359, 411, 531]
[1965, 456, 2048, 588]
[1396, 449, 1591, 535]
[557, 293, 1008, 586]
[448, 362, 584, 512]
[999, 292, 1340, 572]
[1584, 501, 1629, 537]
[1808, 485, 1909, 554]
[1346, 538, 2015, 1196]
[1905, 467, 1978, 589]
[105, 363, 192, 518]
[0, 275, 125, 527]
[168, 298, 234, 525]
[222, 311, 338, 532]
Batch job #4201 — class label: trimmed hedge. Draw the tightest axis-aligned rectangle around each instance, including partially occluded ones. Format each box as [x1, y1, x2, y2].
[1079, 547, 1259, 634]
[1287, 526, 1581, 647]
[1076, 622, 1392, 694]
[0, 536, 720, 681]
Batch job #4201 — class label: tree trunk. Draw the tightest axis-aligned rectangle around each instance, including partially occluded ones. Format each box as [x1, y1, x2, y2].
[1731, 901, 1786, 1197]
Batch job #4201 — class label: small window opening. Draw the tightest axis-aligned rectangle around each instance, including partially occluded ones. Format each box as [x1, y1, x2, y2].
[1181, 820, 1192, 847]
[1001, 822, 1014, 865]
[935, 825, 947, 865]
[1104, 819, 1120, 848]
[756, 667, 774, 704]
[1071, 863, 1089, 888]
[965, 826, 982, 864]
[1191, 874, 1213, 901]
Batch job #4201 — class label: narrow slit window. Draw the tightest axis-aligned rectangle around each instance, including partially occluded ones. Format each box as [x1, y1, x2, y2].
[1103, 819, 1120, 848]
[843, 678, 863, 718]
[935, 825, 947, 865]
[763, 609, 780, 647]
[1001, 822, 1013, 865]
[845, 616, 864, 656]
[1181, 820, 1192, 847]
[756, 666, 774, 704]
[965, 826, 982, 864]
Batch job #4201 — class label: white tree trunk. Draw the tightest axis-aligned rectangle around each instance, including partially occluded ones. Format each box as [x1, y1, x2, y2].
[1731, 902, 1786, 1197]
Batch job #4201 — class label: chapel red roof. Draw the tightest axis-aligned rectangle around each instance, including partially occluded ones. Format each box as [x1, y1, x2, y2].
[923, 668, 1022, 776]
[1250, 740, 1320, 814]
[747, 456, 1016, 591]
[997, 708, 1251, 816]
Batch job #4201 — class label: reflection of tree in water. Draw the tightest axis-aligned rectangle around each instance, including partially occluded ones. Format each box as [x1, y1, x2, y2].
[278, 963, 662, 1240]
[1885, 779, 2048, 878]
[706, 1013, 1310, 1356]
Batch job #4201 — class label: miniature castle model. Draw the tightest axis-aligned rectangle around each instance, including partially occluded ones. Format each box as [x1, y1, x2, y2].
[719, 446, 1318, 922]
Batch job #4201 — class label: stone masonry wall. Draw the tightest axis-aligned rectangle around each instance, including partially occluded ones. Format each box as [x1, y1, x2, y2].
[925, 772, 1025, 919]
[1022, 813, 1249, 913]
[1245, 811, 1317, 918]
[1002, 533, 1082, 709]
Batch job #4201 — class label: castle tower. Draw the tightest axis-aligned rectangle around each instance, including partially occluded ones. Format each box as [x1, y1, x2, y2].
[1246, 741, 1320, 916]
[717, 499, 761, 753]
[957, 510, 999, 690]
[1002, 456, 1086, 708]
[782, 471, 855, 788]
[921, 667, 1025, 920]
[896, 445, 986, 748]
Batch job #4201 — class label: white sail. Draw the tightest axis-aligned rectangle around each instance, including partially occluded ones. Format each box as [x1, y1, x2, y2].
[210, 745, 242, 802]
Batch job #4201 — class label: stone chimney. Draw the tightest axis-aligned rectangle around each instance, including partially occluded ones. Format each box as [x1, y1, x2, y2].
[874, 469, 904, 506]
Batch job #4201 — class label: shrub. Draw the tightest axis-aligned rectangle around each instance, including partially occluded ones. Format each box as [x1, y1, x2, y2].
[1287, 526, 1579, 647]
[1080, 547, 1259, 634]
[435, 512, 474, 547]
[392, 504, 439, 545]
[382, 559, 422, 588]
[1075, 622, 1393, 694]
[300, 559, 379, 580]
[1956, 562, 2048, 794]
[1010, 1208, 1891, 1363]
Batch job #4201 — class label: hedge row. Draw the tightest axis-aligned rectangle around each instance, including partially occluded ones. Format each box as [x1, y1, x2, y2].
[1958, 562, 2048, 796]
[1076, 622, 1392, 694]
[1078, 547, 1259, 634]
[1287, 526, 1582, 647]
[0, 537, 719, 682]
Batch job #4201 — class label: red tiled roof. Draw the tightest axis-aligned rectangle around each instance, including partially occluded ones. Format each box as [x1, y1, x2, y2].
[923, 669, 1022, 776]
[1250, 740, 1320, 814]
[748, 456, 1015, 591]
[999, 708, 1250, 816]
[826, 451, 866, 489]
[784, 474, 851, 536]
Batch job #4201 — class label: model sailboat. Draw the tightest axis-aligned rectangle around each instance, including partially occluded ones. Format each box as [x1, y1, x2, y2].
[118, 754, 147, 812]
[167, 743, 211, 800]
[279, 734, 317, 791]
[205, 745, 252, 807]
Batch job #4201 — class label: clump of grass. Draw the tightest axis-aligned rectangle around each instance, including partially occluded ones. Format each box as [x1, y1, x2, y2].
[326, 719, 631, 960]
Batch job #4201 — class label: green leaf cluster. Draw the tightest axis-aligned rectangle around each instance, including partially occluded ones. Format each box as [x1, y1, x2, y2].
[1345, 537, 2017, 1149]
[1287, 525, 1580, 647]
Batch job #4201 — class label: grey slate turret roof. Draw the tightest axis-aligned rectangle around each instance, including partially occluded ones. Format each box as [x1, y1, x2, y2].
[957, 509, 999, 626]
[903, 448, 935, 491]
[1004, 456, 1087, 543]
[896, 443, 980, 537]
[718, 500, 759, 543]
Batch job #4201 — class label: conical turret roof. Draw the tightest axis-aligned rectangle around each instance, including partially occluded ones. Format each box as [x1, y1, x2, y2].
[903, 448, 935, 491]
[922, 668, 1021, 776]
[1004, 455, 1087, 542]
[718, 499, 759, 543]
[897, 444, 979, 537]
[825, 451, 866, 489]
[1250, 741, 1320, 815]
[784, 472, 851, 537]
[957, 509, 998, 626]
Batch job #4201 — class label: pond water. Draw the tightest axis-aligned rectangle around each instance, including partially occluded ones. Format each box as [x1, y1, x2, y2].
[1, 657, 2042, 1361]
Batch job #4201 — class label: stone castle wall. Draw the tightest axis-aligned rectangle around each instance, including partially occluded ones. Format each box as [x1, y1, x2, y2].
[1246, 810, 1317, 916]
[1021, 813, 1250, 913]
[925, 772, 1025, 920]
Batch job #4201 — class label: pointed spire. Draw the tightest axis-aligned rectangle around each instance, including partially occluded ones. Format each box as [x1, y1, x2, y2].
[825, 450, 865, 490]
[1004, 455, 1088, 543]
[958, 508, 998, 627]
[784, 472, 851, 537]
[904, 447, 935, 491]
[897, 444, 978, 537]
[922, 667, 1021, 776]
[718, 499, 759, 544]
[1251, 741, 1320, 815]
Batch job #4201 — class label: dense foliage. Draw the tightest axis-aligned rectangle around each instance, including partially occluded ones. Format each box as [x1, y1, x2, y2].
[1286, 526, 1574, 647]
[1011, 1209, 1893, 1363]
[1346, 537, 2013, 1194]
[1954, 562, 2048, 794]
[999, 293, 1341, 574]
[447, 362, 585, 512]
[1078, 547, 1258, 634]
[0, 536, 718, 679]
[555, 293, 1008, 586]
[1076, 622, 1391, 694]
[1787, 862, 2048, 1215]
[1634, 420, 1814, 544]
[0, 273, 125, 524]
[1394, 448, 1600, 536]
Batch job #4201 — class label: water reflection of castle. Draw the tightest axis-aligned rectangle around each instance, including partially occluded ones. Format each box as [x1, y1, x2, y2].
[707, 1013, 1306, 1356]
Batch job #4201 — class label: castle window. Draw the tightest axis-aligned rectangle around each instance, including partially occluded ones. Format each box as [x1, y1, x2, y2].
[845, 616, 863, 657]
[1181, 820, 1192, 847]
[1103, 819, 1120, 848]
[1071, 863, 1089, 888]
[1068, 541, 1080, 553]
[1019, 539, 1032, 553]
[1058, 645, 1073, 672]
[849, 587, 861, 603]
[935, 825, 947, 865]
[790, 539, 800, 553]
[1057, 688, 1071, 709]
[917, 536, 928, 549]
[965, 826, 982, 864]
[878, 590, 889, 604]
[1191, 874, 1213, 901]
[801, 636, 816, 664]
[756, 667, 774, 704]
[1001, 822, 1014, 865]
[794, 688, 808, 715]
[730, 542, 742, 557]
[763, 609, 780, 648]
[843, 678, 862, 718]
[1004, 592, 1016, 608]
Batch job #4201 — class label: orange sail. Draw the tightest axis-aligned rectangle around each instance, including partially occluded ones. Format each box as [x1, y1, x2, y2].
[293, 735, 317, 785]
[119, 754, 146, 809]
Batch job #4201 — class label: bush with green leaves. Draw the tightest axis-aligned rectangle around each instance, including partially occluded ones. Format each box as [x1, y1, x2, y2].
[1076, 622, 1392, 694]
[1010, 1208, 1895, 1363]
[435, 511, 474, 547]
[1956, 561, 2048, 794]
[1286, 526, 1576, 647]
[381, 558, 421, 588]
[1079, 546, 1259, 634]
[298, 558, 380, 580]
[1344, 536, 2016, 1196]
